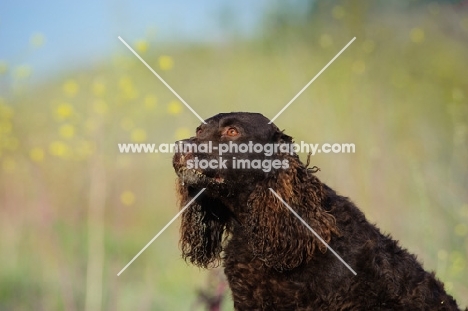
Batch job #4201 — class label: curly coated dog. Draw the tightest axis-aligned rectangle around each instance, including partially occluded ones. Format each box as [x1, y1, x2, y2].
[173, 112, 464, 310]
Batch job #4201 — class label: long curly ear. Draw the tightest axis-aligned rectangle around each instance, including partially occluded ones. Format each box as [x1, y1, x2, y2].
[177, 184, 228, 268]
[246, 156, 339, 271]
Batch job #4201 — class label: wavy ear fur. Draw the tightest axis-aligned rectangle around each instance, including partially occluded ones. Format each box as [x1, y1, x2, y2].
[178, 184, 229, 268]
[246, 155, 339, 271]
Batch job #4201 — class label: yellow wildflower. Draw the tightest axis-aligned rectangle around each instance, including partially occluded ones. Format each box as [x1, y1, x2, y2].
[92, 81, 106, 97]
[144, 94, 157, 110]
[167, 100, 182, 115]
[135, 40, 149, 53]
[14, 65, 32, 79]
[120, 191, 135, 206]
[55, 103, 74, 120]
[59, 124, 75, 139]
[63, 79, 79, 97]
[49, 141, 69, 157]
[158, 55, 174, 70]
[119, 76, 138, 100]
[131, 128, 147, 142]
[30, 147, 45, 162]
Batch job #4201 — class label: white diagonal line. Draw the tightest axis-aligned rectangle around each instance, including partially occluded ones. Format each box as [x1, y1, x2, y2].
[118, 36, 206, 124]
[268, 188, 357, 275]
[117, 188, 206, 276]
[268, 37, 356, 124]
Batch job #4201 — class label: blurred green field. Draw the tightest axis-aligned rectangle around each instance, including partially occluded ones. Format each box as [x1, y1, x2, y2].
[0, 2, 467, 310]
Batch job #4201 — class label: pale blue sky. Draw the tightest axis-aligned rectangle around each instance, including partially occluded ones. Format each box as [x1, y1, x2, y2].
[0, 0, 269, 80]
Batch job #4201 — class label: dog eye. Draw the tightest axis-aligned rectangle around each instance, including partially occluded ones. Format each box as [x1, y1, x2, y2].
[226, 127, 239, 137]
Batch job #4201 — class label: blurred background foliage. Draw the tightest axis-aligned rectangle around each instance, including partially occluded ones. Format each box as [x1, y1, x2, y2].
[0, 0, 467, 310]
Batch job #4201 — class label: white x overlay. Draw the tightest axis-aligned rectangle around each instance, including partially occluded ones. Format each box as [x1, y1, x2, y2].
[116, 35, 357, 276]
[269, 188, 357, 275]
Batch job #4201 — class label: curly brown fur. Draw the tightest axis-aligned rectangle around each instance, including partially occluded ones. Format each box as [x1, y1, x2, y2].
[177, 182, 232, 268]
[173, 112, 465, 310]
[245, 154, 339, 271]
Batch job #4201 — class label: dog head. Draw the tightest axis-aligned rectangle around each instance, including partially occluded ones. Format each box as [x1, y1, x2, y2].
[173, 112, 338, 270]
[173, 112, 292, 196]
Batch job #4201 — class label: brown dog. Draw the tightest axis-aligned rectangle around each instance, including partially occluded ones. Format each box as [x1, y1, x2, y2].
[173, 112, 463, 310]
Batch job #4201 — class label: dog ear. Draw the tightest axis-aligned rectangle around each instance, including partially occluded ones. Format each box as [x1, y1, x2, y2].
[246, 157, 339, 271]
[272, 128, 293, 145]
[178, 184, 226, 268]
